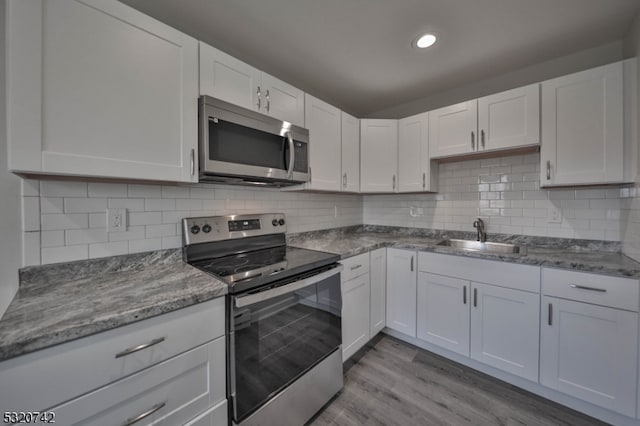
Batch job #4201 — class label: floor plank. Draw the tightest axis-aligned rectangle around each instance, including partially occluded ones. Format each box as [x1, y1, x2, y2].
[310, 335, 608, 426]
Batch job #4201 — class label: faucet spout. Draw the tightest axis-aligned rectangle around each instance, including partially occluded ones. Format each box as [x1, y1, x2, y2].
[473, 218, 487, 242]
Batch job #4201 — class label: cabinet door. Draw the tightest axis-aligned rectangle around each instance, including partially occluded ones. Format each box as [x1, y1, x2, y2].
[478, 84, 540, 151]
[369, 248, 387, 336]
[417, 273, 470, 356]
[342, 273, 371, 361]
[470, 283, 539, 382]
[7, 0, 198, 183]
[429, 101, 478, 158]
[199, 42, 261, 112]
[541, 62, 624, 186]
[386, 249, 417, 337]
[398, 113, 430, 192]
[305, 94, 342, 191]
[360, 120, 398, 193]
[260, 72, 305, 127]
[540, 297, 638, 417]
[341, 112, 361, 193]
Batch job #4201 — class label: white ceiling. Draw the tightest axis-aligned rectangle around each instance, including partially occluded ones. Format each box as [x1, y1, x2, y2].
[120, 0, 640, 117]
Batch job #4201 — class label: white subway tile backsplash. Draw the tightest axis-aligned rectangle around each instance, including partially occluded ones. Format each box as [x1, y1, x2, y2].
[108, 226, 146, 242]
[144, 199, 176, 212]
[146, 224, 176, 238]
[41, 181, 87, 197]
[89, 241, 128, 259]
[66, 228, 108, 245]
[89, 213, 107, 228]
[129, 238, 163, 253]
[127, 184, 161, 198]
[161, 236, 181, 249]
[22, 232, 41, 266]
[108, 198, 145, 211]
[21, 179, 40, 197]
[41, 230, 65, 248]
[64, 198, 107, 213]
[88, 183, 127, 198]
[42, 214, 89, 231]
[42, 245, 88, 264]
[41, 197, 64, 214]
[22, 197, 40, 231]
[129, 212, 162, 226]
[162, 185, 191, 199]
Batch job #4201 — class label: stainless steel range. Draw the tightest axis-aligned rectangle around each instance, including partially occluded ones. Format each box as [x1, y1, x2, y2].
[182, 213, 343, 426]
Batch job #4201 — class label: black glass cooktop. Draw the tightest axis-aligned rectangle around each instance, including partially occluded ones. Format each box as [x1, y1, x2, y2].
[191, 245, 339, 294]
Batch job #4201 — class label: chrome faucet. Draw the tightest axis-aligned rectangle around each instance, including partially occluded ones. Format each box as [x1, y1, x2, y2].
[473, 218, 487, 242]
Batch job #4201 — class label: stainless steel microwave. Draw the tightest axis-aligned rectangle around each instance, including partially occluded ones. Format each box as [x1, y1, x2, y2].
[198, 96, 310, 187]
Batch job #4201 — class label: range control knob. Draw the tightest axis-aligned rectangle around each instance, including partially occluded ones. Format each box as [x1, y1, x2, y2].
[190, 225, 201, 234]
[272, 219, 279, 227]
[279, 219, 285, 226]
[202, 224, 212, 233]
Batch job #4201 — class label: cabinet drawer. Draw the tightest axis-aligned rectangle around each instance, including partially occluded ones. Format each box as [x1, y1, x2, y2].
[0, 298, 225, 412]
[51, 337, 225, 426]
[542, 268, 639, 311]
[184, 400, 227, 426]
[340, 253, 370, 282]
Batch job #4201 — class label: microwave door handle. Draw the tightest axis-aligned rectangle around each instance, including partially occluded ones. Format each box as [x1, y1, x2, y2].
[234, 265, 343, 308]
[286, 131, 295, 179]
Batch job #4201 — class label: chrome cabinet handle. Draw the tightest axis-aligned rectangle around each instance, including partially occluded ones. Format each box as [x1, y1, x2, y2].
[410, 256, 414, 272]
[286, 131, 294, 178]
[422, 172, 426, 189]
[350, 264, 363, 271]
[115, 337, 165, 359]
[546, 160, 551, 180]
[570, 284, 606, 293]
[309, 166, 312, 183]
[481, 129, 485, 148]
[471, 131, 475, 150]
[122, 402, 166, 426]
[548, 303, 553, 326]
[463, 285, 467, 305]
[256, 86, 261, 109]
[190, 149, 195, 176]
[473, 288, 478, 307]
[343, 173, 347, 188]
[392, 175, 396, 191]
[266, 89, 270, 112]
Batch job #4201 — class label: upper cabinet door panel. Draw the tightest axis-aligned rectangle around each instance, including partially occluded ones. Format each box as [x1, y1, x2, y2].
[478, 84, 540, 151]
[360, 119, 398, 193]
[541, 62, 624, 186]
[341, 112, 360, 193]
[304, 94, 341, 191]
[260, 73, 305, 127]
[398, 113, 428, 192]
[199, 42, 261, 111]
[7, 0, 199, 182]
[429, 101, 478, 158]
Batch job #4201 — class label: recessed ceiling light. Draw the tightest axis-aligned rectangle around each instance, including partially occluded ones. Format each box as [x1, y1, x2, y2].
[415, 33, 437, 49]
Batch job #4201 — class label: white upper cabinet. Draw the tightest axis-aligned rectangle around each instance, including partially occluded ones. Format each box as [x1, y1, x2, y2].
[398, 112, 437, 192]
[429, 85, 540, 159]
[304, 94, 342, 191]
[199, 43, 304, 127]
[360, 119, 399, 193]
[478, 84, 540, 152]
[199, 42, 261, 111]
[541, 61, 625, 186]
[6, 0, 199, 183]
[341, 112, 361, 193]
[429, 101, 478, 158]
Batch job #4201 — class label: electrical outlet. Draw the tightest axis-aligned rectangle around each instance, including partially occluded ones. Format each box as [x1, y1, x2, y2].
[409, 206, 424, 217]
[107, 208, 127, 233]
[548, 206, 562, 224]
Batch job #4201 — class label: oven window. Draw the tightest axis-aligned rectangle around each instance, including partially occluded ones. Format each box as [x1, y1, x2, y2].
[209, 119, 287, 169]
[231, 274, 341, 422]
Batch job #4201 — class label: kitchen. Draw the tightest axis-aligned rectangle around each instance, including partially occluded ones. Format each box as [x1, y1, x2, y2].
[1, 0, 640, 425]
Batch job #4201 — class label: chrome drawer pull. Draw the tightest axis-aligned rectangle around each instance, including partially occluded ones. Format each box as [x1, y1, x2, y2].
[350, 264, 363, 271]
[115, 337, 165, 359]
[122, 402, 166, 426]
[570, 284, 607, 293]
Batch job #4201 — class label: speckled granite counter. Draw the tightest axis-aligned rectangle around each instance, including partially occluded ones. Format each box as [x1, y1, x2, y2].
[288, 226, 640, 279]
[0, 250, 226, 362]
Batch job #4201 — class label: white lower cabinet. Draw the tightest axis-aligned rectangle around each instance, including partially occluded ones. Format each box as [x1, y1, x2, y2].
[470, 282, 539, 382]
[417, 273, 469, 357]
[341, 253, 371, 361]
[540, 268, 639, 418]
[386, 249, 417, 337]
[369, 248, 387, 336]
[0, 298, 227, 425]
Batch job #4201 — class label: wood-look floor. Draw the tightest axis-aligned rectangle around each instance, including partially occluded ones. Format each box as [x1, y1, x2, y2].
[310, 335, 608, 426]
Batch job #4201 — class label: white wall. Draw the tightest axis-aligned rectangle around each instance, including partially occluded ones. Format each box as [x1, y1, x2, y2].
[368, 41, 623, 119]
[364, 153, 625, 241]
[22, 180, 362, 266]
[0, 1, 22, 317]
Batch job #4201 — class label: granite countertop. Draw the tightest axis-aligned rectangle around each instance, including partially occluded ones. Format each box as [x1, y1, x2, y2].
[0, 250, 226, 362]
[288, 226, 640, 279]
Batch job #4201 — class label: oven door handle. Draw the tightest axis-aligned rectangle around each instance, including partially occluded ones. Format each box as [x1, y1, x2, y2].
[286, 130, 295, 179]
[235, 264, 343, 308]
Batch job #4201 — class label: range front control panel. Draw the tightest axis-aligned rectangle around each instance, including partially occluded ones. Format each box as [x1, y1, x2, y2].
[182, 213, 286, 245]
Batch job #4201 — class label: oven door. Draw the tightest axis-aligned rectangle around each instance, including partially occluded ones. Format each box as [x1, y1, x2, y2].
[229, 264, 343, 424]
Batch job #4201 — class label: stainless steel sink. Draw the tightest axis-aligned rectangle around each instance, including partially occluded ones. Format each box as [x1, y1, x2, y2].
[436, 239, 525, 254]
